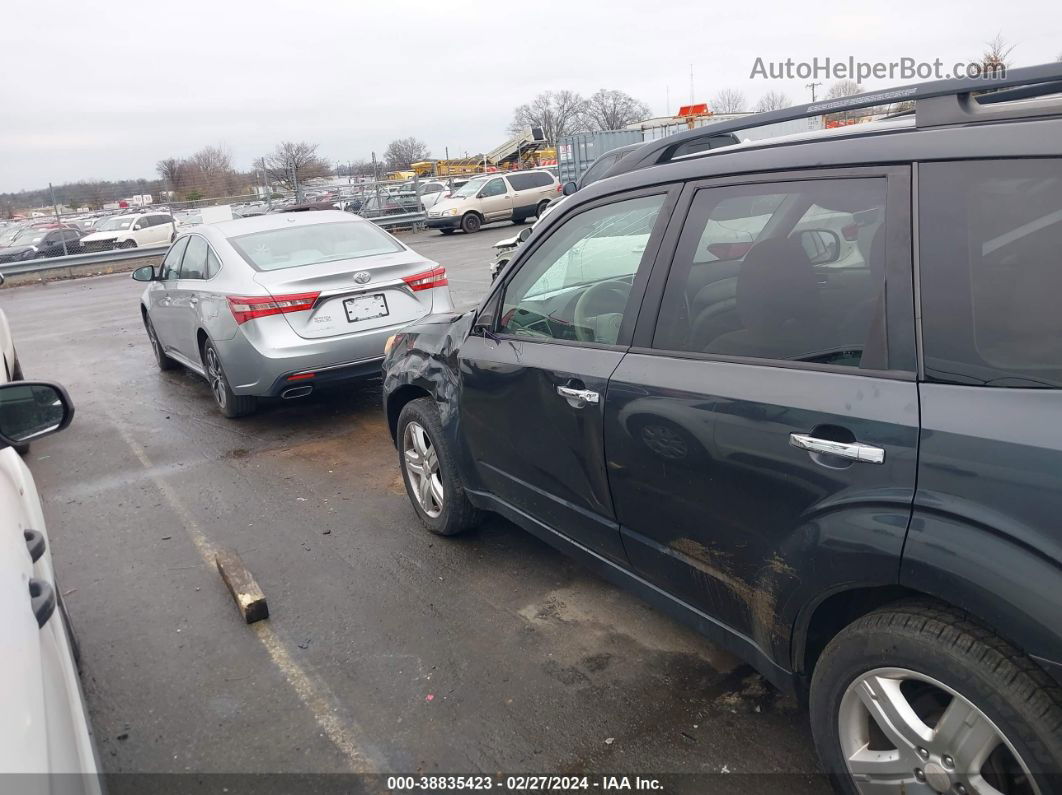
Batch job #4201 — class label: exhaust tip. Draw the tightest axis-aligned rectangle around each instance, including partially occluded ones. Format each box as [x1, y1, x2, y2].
[281, 385, 314, 399]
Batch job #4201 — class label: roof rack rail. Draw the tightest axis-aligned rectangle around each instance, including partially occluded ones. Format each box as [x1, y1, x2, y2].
[606, 62, 1062, 179]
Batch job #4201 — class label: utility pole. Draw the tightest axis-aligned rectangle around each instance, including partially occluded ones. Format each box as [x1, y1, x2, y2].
[806, 82, 822, 102]
[291, 163, 303, 203]
[49, 182, 69, 256]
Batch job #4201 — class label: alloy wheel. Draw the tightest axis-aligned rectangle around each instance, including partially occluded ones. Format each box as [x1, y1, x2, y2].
[838, 667, 1039, 795]
[402, 421, 443, 518]
[146, 320, 163, 362]
[205, 347, 228, 409]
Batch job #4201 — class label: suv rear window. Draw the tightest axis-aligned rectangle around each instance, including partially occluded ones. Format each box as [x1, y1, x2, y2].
[919, 160, 1062, 388]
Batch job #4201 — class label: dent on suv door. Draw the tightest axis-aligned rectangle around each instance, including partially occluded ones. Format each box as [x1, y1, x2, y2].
[459, 190, 675, 562]
[603, 169, 919, 661]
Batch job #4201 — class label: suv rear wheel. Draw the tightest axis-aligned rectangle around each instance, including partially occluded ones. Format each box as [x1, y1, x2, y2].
[397, 398, 480, 535]
[460, 213, 481, 234]
[811, 601, 1062, 795]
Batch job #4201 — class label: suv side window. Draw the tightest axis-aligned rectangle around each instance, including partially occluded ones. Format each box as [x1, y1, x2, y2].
[919, 159, 1062, 388]
[161, 236, 189, 280]
[481, 178, 507, 197]
[499, 194, 666, 345]
[179, 235, 208, 280]
[530, 171, 554, 187]
[653, 178, 889, 368]
[579, 153, 618, 188]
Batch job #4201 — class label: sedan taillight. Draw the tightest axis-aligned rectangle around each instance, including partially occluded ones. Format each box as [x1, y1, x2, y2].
[402, 266, 448, 291]
[227, 292, 320, 324]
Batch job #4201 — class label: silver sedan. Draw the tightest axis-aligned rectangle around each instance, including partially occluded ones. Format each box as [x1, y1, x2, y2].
[133, 211, 453, 417]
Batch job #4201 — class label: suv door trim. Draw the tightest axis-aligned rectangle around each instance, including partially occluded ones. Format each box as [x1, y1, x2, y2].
[479, 184, 683, 351]
[629, 165, 917, 377]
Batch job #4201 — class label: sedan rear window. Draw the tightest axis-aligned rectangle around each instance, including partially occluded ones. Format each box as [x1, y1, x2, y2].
[228, 221, 403, 271]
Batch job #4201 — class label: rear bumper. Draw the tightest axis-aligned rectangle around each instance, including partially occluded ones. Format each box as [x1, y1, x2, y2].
[214, 315, 414, 396]
[266, 355, 385, 397]
[426, 216, 461, 229]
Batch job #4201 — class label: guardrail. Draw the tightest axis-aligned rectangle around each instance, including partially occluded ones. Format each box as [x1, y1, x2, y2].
[0, 212, 426, 284]
[0, 244, 169, 280]
[366, 211, 426, 229]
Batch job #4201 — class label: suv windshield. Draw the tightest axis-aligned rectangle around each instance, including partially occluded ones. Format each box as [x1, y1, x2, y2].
[96, 216, 135, 231]
[451, 178, 488, 198]
[228, 221, 403, 271]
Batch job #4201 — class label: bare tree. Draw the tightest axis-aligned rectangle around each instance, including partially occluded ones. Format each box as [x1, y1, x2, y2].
[581, 89, 651, 131]
[155, 157, 186, 195]
[826, 80, 863, 99]
[509, 90, 587, 143]
[710, 88, 747, 114]
[254, 141, 332, 191]
[383, 137, 430, 171]
[754, 91, 792, 112]
[979, 33, 1016, 74]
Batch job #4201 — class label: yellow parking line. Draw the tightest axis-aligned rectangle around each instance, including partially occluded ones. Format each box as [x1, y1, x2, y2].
[108, 417, 376, 774]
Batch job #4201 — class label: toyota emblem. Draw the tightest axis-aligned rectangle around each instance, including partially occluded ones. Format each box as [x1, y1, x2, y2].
[353, 271, 371, 284]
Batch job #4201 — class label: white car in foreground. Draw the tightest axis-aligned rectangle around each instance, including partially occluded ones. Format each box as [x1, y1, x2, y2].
[0, 381, 100, 790]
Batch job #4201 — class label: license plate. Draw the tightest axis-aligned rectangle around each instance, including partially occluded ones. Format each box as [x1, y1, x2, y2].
[344, 293, 389, 322]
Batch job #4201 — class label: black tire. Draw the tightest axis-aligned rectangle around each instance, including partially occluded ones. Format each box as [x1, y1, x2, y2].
[536, 200, 550, 218]
[202, 340, 256, 418]
[10, 354, 29, 455]
[810, 601, 1062, 795]
[144, 314, 178, 371]
[439, 228, 455, 235]
[119, 239, 137, 249]
[396, 398, 480, 536]
[460, 213, 482, 234]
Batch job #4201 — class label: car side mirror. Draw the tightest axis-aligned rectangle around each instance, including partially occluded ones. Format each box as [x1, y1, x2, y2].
[562, 181, 578, 196]
[799, 229, 841, 265]
[132, 265, 157, 282]
[518, 227, 532, 243]
[0, 382, 74, 448]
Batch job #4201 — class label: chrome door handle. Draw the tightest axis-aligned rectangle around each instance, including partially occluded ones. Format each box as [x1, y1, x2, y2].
[556, 385, 599, 406]
[789, 433, 885, 464]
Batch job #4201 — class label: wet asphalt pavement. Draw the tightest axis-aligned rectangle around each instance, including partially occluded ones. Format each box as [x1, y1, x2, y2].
[2, 222, 828, 792]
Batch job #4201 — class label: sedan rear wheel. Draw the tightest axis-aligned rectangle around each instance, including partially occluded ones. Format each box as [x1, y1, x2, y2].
[203, 341, 256, 418]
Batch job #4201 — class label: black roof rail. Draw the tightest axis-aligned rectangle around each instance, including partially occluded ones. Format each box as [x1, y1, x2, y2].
[605, 62, 1062, 179]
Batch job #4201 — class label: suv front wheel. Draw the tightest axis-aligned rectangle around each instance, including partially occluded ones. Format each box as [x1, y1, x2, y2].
[811, 601, 1062, 795]
[397, 398, 480, 535]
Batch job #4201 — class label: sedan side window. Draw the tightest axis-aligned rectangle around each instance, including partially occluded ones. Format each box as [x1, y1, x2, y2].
[160, 236, 189, 280]
[498, 194, 666, 345]
[179, 236, 208, 280]
[652, 178, 889, 369]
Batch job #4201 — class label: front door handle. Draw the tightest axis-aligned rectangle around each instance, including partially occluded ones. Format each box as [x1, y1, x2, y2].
[29, 578, 56, 628]
[789, 433, 885, 464]
[556, 385, 599, 407]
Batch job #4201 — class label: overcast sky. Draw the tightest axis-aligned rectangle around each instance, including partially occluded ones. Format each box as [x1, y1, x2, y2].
[1, 0, 1059, 193]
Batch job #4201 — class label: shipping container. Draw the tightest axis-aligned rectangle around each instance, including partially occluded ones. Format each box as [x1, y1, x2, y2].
[556, 130, 644, 186]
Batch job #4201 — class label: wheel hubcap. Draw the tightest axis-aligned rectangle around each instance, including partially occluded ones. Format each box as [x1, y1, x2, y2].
[205, 348, 227, 408]
[839, 667, 1039, 795]
[402, 421, 443, 518]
